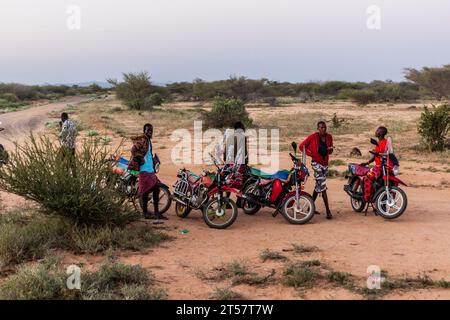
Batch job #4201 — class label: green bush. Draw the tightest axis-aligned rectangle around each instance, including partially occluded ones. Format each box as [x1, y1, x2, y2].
[202, 97, 253, 129]
[0, 262, 70, 300]
[282, 262, 321, 288]
[146, 92, 163, 107]
[340, 89, 378, 105]
[0, 212, 71, 269]
[210, 287, 242, 300]
[260, 249, 287, 262]
[0, 134, 135, 226]
[0, 98, 26, 110]
[87, 130, 99, 137]
[0, 259, 166, 300]
[66, 223, 172, 254]
[1, 93, 19, 102]
[0, 211, 170, 268]
[417, 105, 450, 152]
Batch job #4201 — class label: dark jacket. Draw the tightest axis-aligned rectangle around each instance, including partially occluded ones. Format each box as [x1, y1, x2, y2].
[299, 132, 333, 166]
[128, 135, 150, 171]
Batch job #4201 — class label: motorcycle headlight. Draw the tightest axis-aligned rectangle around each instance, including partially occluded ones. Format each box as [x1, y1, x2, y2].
[393, 165, 399, 176]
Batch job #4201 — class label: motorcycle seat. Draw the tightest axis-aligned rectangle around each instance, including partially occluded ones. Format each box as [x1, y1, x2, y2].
[349, 164, 370, 176]
[188, 172, 200, 184]
[259, 179, 273, 186]
[249, 167, 290, 180]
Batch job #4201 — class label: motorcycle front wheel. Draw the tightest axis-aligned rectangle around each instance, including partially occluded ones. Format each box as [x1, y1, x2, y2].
[374, 186, 407, 220]
[202, 197, 238, 229]
[281, 194, 315, 225]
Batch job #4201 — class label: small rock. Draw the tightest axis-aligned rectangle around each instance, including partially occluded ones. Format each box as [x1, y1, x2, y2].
[350, 147, 362, 157]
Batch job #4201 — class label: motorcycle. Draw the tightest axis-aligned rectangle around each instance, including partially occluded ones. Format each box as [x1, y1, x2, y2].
[109, 154, 172, 215]
[343, 138, 408, 219]
[240, 142, 316, 225]
[171, 155, 240, 229]
[0, 128, 8, 166]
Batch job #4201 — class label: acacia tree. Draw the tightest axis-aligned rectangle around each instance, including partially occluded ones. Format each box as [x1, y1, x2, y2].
[108, 72, 157, 110]
[405, 65, 450, 100]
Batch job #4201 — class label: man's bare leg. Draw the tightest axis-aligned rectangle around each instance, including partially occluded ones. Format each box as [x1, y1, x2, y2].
[322, 190, 332, 219]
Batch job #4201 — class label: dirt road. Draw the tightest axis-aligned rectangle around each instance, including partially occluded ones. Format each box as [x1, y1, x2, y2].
[0, 96, 91, 207]
[0, 96, 90, 149]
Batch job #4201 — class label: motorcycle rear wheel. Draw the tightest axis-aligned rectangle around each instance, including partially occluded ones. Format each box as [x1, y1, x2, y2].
[175, 202, 192, 218]
[242, 184, 262, 215]
[140, 186, 172, 215]
[350, 181, 365, 212]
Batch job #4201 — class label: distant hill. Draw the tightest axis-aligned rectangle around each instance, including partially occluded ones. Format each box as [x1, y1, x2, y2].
[44, 81, 114, 89]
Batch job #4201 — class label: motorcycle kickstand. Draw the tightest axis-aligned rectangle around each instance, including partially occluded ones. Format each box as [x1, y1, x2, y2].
[272, 205, 282, 217]
[364, 203, 369, 216]
[372, 204, 379, 216]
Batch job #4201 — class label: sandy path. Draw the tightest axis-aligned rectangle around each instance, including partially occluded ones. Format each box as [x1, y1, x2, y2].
[0, 96, 91, 207]
[0, 96, 90, 149]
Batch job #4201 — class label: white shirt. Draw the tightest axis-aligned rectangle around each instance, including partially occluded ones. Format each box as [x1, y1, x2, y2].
[215, 128, 247, 165]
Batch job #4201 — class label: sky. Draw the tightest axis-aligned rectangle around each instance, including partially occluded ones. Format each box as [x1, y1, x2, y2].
[1, 0, 449, 84]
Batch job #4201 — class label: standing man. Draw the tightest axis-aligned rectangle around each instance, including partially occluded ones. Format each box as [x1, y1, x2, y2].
[60, 112, 77, 174]
[60, 112, 77, 155]
[128, 123, 166, 221]
[299, 121, 334, 219]
[215, 121, 248, 206]
[216, 121, 248, 166]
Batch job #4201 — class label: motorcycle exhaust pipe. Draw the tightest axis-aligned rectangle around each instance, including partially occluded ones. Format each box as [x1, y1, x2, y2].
[171, 195, 189, 207]
[241, 194, 260, 205]
[343, 186, 363, 200]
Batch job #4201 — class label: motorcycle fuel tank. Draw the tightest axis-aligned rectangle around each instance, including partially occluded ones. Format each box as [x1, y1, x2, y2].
[269, 179, 283, 202]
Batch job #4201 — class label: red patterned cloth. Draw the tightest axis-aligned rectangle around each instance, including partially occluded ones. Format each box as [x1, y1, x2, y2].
[138, 172, 158, 195]
[363, 166, 382, 202]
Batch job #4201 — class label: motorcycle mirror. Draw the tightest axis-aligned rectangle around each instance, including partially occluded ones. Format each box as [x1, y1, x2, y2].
[370, 138, 379, 146]
[291, 141, 297, 153]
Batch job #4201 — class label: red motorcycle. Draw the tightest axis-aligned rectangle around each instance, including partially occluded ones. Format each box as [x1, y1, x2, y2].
[241, 142, 316, 224]
[0, 127, 9, 166]
[344, 138, 408, 219]
[171, 155, 240, 229]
